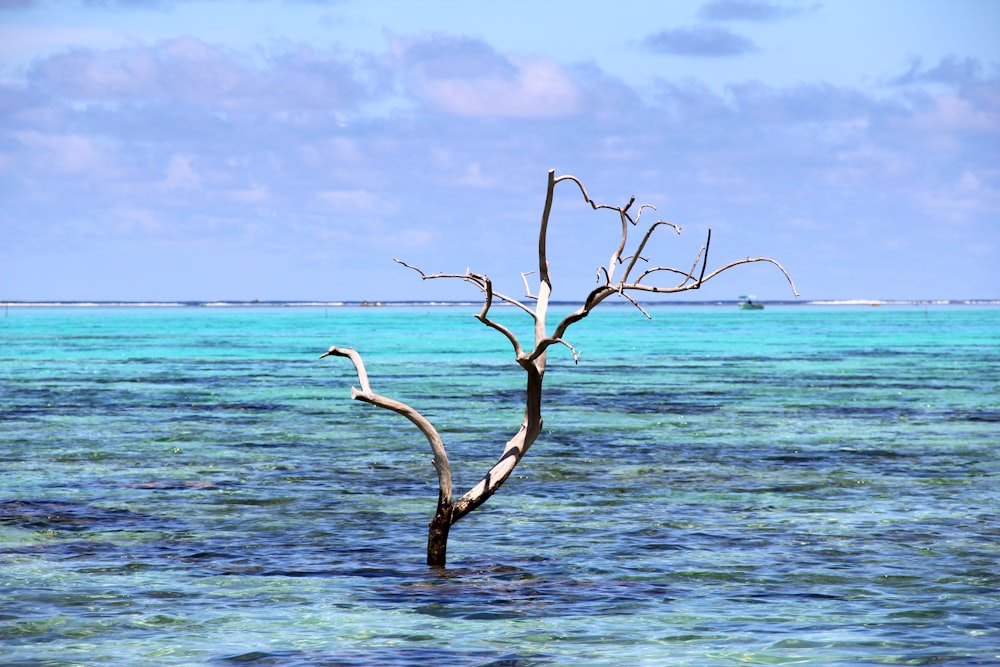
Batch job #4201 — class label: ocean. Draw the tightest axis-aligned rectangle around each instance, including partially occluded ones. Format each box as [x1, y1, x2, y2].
[1, 303, 998, 666]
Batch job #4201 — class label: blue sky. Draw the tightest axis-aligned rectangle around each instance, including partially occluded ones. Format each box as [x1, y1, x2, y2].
[1, 0, 997, 302]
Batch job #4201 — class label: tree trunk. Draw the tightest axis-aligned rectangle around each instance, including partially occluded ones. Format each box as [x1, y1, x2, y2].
[426, 492, 453, 567]
[427, 364, 545, 565]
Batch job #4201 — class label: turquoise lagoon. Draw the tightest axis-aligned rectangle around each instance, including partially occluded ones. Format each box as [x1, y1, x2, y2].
[1, 304, 998, 665]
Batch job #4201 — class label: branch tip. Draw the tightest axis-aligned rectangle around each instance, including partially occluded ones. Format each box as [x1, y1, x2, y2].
[320, 345, 352, 359]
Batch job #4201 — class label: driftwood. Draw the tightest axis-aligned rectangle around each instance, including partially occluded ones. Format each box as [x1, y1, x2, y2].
[323, 169, 797, 566]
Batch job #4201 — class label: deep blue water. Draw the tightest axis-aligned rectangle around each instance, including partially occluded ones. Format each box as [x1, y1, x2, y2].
[1, 304, 998, 666]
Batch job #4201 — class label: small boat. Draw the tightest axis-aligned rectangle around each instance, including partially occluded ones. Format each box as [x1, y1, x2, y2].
[738, 295, 764, 310]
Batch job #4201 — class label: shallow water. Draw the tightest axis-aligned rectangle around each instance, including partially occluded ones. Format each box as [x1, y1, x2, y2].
[1, 304, 998, 666]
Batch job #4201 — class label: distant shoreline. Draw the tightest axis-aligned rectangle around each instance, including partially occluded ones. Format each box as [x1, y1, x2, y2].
[2, 299, 999, 308]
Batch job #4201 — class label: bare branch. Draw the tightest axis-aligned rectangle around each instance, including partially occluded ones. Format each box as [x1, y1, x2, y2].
[684, 231, 711, 288]
[394, 258, 429, 278]
[696, 229, 711, 286]
[617, 287, 653, 319]
[319, 346, 372, 394]
[473, 310, 526, 360]
[452, 422, 535, 521]
[520, 271, 537, 300]
[698, 256, 799, 296]
[451, 368, 544, 522]
[545, 284, 618, 349]
[634, 265, 701, 286]
[549, 175, 655, 285]
[623, 256, 799, 295]
[633, 203, 657, 225]
[395, 259, 542, 358]
[619, 219, 682, 285]
[458, 273, 528, 353]
[537, 170, 558, 288]
[321, 346, 453, 503]
[395, 258, 536, 317]
[553, 174, 634, 215]
[526, 335, 583, 364]
[605, 209, 631, 284]
[556, 338, 582, 363]
[637, 228, 709, 290]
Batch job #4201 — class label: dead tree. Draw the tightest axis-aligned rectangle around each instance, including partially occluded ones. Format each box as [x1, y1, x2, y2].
[322, 169, 797, 567]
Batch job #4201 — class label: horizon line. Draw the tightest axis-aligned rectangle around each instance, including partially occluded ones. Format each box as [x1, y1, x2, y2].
[3, 298, 999, 308]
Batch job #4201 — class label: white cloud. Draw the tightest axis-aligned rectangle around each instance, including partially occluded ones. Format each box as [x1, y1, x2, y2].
[828, 144, 912, 188]
[643, 26, 757, 57]
[697, 0, 815, 22]
[316, 188, 391, 214]
[111, 206, 163, 235]
[907, 94, 999, 134]
[914, 169, 1000, 222]
[413, 56, 577, 117]
[390, 34, 578, 117]
[3, 7, 998, 300]
[15, 130, 113, 176]
[226, 185, 270, 204]
[0, 24, 116, 67]
[27, 36, 366, 111]
[158, 154, 200, 190]
[454, 162, 494, 187]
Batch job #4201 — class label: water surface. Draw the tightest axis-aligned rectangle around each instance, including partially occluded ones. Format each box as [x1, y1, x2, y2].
[2, 304, 998, 665]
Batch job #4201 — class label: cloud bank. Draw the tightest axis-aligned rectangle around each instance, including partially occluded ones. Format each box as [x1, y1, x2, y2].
[644, 26, 757, 57]
[0, 3, 997, 301]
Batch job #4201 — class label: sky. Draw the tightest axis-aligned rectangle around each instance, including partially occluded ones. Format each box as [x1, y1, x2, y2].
[1, 0, 998, 302]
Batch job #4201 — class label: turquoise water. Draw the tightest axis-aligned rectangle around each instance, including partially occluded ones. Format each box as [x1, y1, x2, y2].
[1, 304, 998, 666]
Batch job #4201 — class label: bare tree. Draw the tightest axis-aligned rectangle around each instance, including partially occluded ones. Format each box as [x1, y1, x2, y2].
[322, 169, 797, 567]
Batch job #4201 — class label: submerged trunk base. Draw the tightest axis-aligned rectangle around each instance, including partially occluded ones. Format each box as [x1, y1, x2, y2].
[426, 503, 453, 567]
